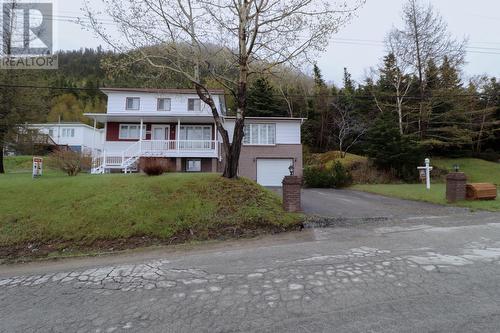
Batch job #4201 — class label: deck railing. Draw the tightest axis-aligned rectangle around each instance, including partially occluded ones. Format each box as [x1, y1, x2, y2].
[94, 140, 219, 170]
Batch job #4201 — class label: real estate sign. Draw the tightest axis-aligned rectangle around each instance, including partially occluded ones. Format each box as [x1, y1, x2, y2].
[33, 157, 43, 178]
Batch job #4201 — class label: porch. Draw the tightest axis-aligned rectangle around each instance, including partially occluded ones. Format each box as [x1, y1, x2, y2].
[84, 113, 221, 173]
[91, 140, 219, 173]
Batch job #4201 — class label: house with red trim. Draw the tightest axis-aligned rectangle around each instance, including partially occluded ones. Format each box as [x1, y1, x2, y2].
[85, 88, 303, 186]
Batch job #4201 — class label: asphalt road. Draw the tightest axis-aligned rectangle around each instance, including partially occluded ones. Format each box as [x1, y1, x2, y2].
[2, 190, 500, 332]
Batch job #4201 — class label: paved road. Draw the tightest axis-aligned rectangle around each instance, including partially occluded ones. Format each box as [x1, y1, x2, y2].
[2, 191, 500, 332]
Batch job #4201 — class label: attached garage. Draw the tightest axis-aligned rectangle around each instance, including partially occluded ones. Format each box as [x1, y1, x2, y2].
[256, 158, 294, 187]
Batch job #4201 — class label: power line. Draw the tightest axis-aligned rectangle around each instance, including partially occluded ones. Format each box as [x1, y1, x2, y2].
[0, 83, 498, 100]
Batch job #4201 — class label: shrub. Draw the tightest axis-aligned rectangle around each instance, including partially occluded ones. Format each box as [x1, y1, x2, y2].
[304, 162, 352, 188]
[49, 149, 91, 176]
[141, 159, 168, 176]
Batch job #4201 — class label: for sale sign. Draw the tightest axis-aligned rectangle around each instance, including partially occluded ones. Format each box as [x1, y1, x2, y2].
[33, 157, 43, 178]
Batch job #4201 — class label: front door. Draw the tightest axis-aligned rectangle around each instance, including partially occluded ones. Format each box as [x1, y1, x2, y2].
[152, 125, 170, 140]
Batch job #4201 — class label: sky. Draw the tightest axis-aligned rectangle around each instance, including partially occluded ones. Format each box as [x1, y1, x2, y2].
[52, 0, 500, 86]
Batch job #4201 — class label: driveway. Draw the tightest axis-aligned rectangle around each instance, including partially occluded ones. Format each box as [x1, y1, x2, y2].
[2, 204, 500, 332]
[302, 188, 469, 219]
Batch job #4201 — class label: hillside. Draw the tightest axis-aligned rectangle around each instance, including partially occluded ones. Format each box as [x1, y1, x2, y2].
[0, 172, 302, 260]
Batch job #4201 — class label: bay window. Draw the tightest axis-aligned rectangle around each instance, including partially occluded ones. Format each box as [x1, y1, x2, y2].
[243, 123, 276, 145]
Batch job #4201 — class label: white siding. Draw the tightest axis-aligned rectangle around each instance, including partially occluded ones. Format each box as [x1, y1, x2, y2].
[106, 92, 224, 115]
[223, 119, 301, 145]
[29, 124, 104, 151]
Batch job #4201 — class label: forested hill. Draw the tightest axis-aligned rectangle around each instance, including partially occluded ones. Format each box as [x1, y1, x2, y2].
[2, 46, 500, 160]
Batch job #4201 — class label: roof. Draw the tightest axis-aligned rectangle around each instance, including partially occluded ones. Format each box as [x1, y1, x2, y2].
[100, 87, 226, 95]
[28, 122, 104, 131]
[224, 116, 306, 122]
[84, 113, 218, 123]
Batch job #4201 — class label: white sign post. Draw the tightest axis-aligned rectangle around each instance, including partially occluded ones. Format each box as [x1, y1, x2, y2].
[33, 157, 43, 178]
[417, 158, 433, 190]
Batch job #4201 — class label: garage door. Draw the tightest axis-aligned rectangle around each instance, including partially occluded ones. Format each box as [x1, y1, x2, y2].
[257, 159, 293, 187]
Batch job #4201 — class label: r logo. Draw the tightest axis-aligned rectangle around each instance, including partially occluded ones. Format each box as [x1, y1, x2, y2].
[2, 2, 53, 56]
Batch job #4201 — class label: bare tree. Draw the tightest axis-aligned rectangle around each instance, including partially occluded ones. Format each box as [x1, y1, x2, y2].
[331, 101, 366, 158]
[83, 0, 364, 178]
[388, 0, 466, 137]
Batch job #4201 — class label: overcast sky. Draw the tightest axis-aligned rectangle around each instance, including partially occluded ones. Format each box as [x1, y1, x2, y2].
[55, 0, 500, 86]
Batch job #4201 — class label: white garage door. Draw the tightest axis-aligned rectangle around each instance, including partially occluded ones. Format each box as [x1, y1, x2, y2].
[257, 159, 293, 187]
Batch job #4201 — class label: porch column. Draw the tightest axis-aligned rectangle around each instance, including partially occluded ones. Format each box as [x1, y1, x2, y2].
[91, 118, 97, 156]
[176, 119, 181, 151]
[139, 118, 144, 154]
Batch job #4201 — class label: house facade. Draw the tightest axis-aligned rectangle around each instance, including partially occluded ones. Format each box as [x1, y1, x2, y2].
[27, 122, 105, 154]
[85, 88, 303, 186]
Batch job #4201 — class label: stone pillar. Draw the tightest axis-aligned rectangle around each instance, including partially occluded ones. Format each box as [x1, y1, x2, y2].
[446, 172, 467, 203]
[176, 158, 182, 172]
[282, 176, 302, 212]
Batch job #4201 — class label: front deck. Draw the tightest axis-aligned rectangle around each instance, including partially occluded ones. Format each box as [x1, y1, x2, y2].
[92, 139, 219, 173]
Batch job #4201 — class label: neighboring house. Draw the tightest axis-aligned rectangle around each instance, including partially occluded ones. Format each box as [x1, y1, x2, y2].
[28, 122, 105, 154]
[85, 88, 303, 186]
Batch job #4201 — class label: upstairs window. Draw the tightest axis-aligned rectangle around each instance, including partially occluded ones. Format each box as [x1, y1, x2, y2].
[157, 98, 171, 111]
[62, 128, 75, 138]
[187, 98, 201, 112]
[126, 97, 140, 110]
[243, 124, 276, 145]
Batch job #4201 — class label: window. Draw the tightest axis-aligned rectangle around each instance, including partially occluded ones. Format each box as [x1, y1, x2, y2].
[179, 126, 212, 149]
[187, 98, 201, 112]
[48, 129, 54, 137]
[119, 124, 147, 140]
[186, 159, 201, 172]
[62, 128, 75, 138]
[179, 126, 212, 141]
[126, 97, 140, 110]
[157, 98, 171, 111]
[243, 124, 276, 145]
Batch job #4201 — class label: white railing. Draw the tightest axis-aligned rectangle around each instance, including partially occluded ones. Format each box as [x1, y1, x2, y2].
[92, 140, 219, 173]
[139, 140, 218, 156]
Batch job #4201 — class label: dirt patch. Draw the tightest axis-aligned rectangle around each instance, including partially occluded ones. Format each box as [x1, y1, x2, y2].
[0, 223, 302, 263]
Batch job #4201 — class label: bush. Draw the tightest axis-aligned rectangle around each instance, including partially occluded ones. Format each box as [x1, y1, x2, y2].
[304, 161, 352, 188]
[49, 150, 91, 176]
[141, 159, 168, 176]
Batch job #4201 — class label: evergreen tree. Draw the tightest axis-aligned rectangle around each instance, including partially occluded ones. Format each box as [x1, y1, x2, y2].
[246, 78, 285, 117]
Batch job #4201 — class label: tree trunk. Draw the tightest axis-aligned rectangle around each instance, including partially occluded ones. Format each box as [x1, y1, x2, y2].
[223, 118, 244, 178]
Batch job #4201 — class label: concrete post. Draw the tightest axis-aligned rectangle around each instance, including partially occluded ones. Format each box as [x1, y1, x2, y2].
[446, 172, 467, 203]
[282, 176, 302, 212]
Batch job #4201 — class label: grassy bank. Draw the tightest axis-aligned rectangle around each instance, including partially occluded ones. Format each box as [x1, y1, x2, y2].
[354, 183, 499, 212]
[0, 172, 302, 259]
[434, 158, 500, 184]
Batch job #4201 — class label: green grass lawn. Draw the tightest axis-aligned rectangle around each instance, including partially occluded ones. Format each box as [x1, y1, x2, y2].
[434, 158, 500, 184]
[353, 158, 500, 212]
[353, 184, 499, 211]
[0, 172, 302, 258]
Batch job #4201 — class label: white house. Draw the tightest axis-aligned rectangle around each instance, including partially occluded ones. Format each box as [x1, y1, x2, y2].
[28, 122, 105, 154]
[85, 88, 304, 186]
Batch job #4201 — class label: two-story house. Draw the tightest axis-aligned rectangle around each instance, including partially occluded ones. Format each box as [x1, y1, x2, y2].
[84, 88, 303, 186]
